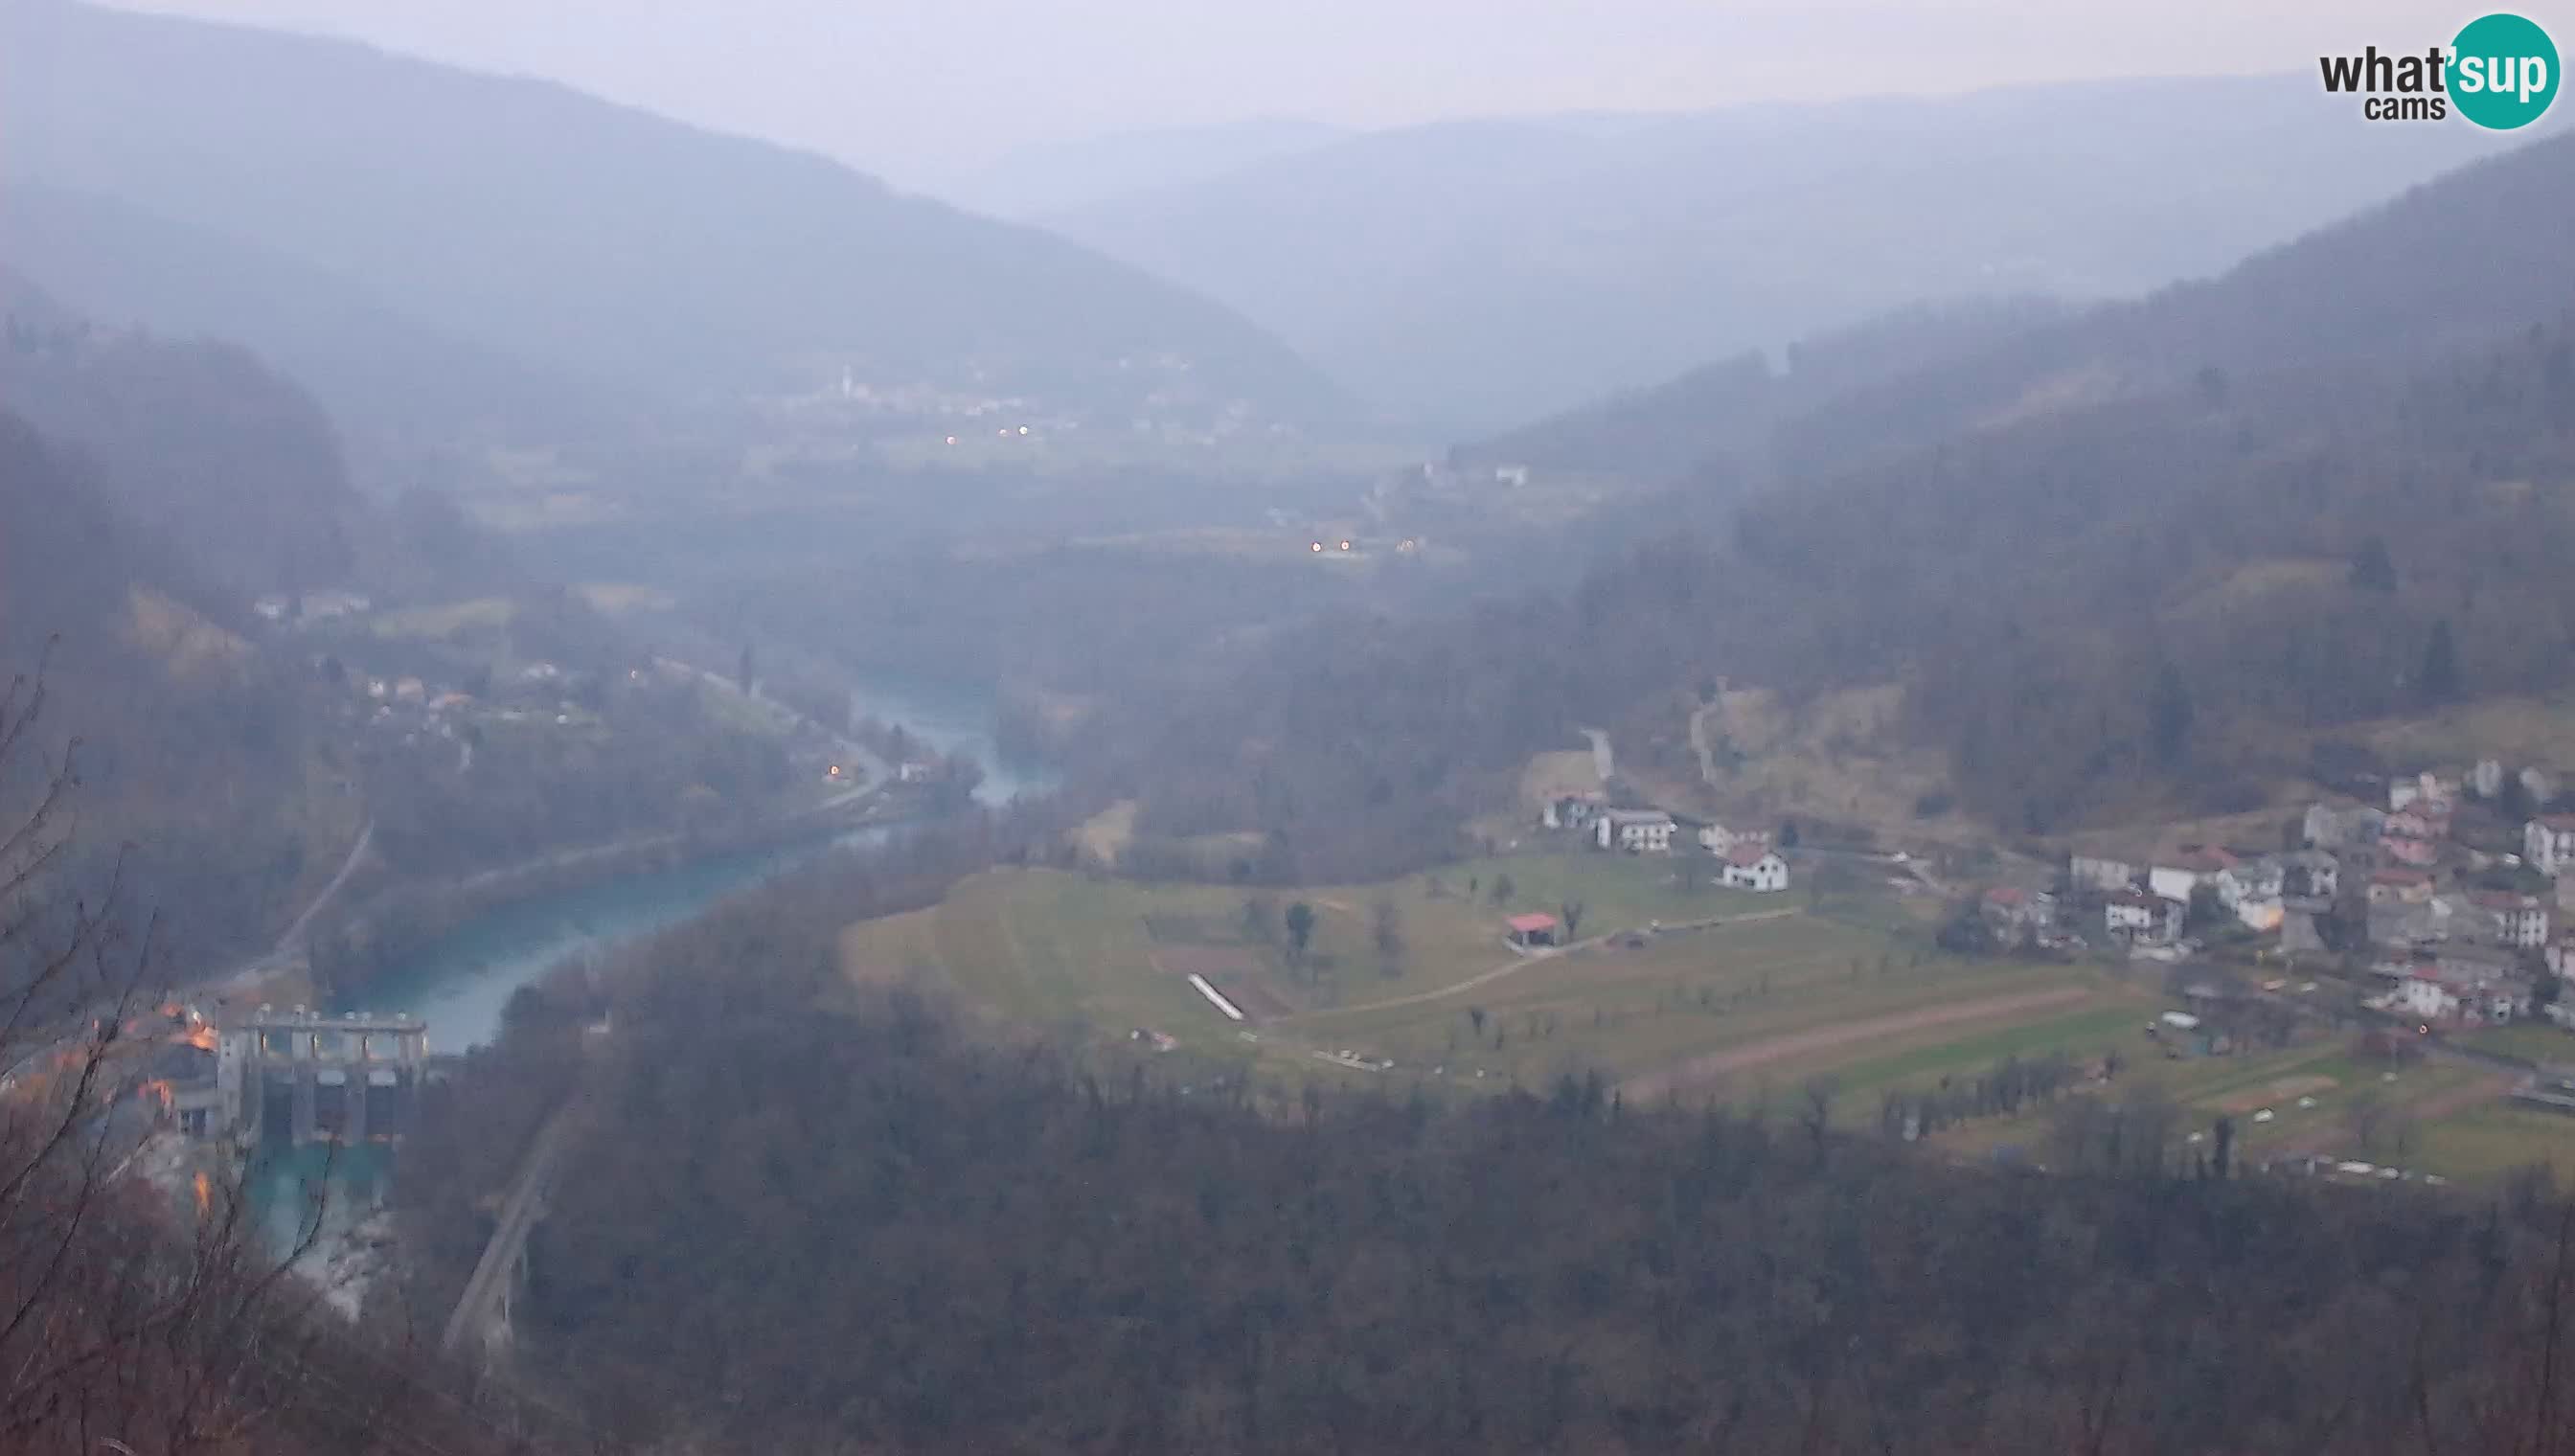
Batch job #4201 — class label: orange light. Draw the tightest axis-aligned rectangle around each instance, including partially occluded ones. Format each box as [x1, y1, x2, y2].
[193, 1172, 212, 1217]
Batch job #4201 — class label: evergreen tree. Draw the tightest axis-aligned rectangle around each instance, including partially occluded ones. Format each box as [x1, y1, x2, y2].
[2150, 664, 2195, 767]
[2422, 619, 2461, 704]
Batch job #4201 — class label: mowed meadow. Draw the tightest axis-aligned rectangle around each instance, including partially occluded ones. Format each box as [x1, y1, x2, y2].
[837, 850, 2156, 1112]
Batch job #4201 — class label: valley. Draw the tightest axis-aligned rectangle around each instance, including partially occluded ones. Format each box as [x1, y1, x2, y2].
[6, 7, 2575, 1451]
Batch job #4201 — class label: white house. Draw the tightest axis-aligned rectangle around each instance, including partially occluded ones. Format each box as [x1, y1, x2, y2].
[2399, 972, 2461, 1022]
[2105, 889, 2183, 944]
[2149, 849, 2237, 905]
[2233, 896, 2286, 934]
[2215, 856, 2285, 909]
[2527, 815, 2575, 876]
[2386, 956, 2530, 1025]
[1720, 844, 1789, 893]
[1596, 810, 1675, 854]
[2469, 891, 2552, 949]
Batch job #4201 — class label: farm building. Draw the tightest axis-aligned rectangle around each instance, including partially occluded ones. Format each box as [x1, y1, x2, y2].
[1595, 809, 1675, 854]
[1720, 844, 1789, 893]
[2105, 889, 2183, 945]
[1504, 912, 1561, 948]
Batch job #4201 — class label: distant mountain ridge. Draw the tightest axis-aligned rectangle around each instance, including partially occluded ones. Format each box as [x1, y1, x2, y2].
[951, 118, 1351, 219]
[0, 181, 614, 460]
[1049, 77, 2524, 429]
[0, 1, 1344, 425]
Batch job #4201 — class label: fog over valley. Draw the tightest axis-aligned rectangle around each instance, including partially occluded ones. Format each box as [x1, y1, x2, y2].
[4, 2, 2575, 1451]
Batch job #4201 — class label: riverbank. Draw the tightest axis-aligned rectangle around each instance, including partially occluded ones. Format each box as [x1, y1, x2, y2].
[289, 786, 925, 1027]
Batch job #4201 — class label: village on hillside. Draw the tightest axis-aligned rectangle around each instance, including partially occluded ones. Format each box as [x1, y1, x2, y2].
[2047, 762, 2575, 1035]
[1541, 754, 2575, 1052]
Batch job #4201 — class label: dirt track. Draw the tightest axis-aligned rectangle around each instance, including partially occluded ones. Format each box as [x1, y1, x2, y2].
[1290, 908, 1806, 1025]
[1619, 986, 2097, 1102]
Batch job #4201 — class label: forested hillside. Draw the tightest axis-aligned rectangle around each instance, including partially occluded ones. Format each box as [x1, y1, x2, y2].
[0, 0, 1341, 421]
[1456, 295, 2069, 486]
[2, 267, 360, 595]
[1772, 127, 2575, 487]
[1093, 134, 2575, 862]
[1476, 130, 2575, 493]
[0, 404, 327, 965]
[1746, 310, 2575, 830]
[1052, 79, 2517, 427]
[0, 182, 612, 459]
[398, 841, 2575, 1455]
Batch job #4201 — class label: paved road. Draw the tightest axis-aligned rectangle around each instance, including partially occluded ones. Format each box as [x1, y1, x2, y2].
[442, 1097, 585, 1355]
[272, 819, 374, 955]
[1620, 985, 2099, 1103]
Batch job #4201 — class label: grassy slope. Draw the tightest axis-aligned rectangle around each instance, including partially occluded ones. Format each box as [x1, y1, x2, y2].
[839, 853, 2133, 1097]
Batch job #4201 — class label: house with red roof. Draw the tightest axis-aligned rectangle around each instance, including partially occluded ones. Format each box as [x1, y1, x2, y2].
[1720, 843, 1789, 893]
[1980, 886, 2057, 943]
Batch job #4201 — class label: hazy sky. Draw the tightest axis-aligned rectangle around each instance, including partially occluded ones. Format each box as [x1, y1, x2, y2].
[124, 0, 2454, 189]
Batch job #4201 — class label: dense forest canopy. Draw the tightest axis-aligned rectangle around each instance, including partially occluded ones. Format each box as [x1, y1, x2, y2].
[0, 396, 328, 961]
[2, 266, 359, 594]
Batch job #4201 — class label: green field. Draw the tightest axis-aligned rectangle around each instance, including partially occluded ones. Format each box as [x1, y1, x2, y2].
[2402, 1102, 2575, 1184]
[2462, 1022, 2575, 1067]
[839, 853, 1758, 1037]
[836, 852, 2575, 1179]
[837, 854, 2136, 1101]
[368, 596, 518, 639]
